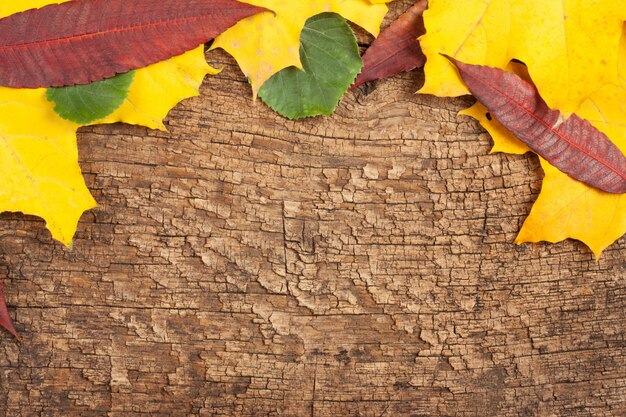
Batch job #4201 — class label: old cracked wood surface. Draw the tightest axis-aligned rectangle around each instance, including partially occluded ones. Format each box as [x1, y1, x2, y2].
[0, 3, 625, 416]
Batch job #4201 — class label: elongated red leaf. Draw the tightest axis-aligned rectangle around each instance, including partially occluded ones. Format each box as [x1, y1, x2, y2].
[353, 0, 427, 87]
[0, 0, 266, 88]
[447, 56, 626, 194]
[0, 282, 17, 337]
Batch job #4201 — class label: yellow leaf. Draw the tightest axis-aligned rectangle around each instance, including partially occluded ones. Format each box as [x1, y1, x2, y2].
[460, 102, 529, 155]
[420, 0, 626, 115]
[460, 82, 626, 258]
[424, 1, 626, 256]
[519, 160, 626, 259]
[212, 0, 390, 95]
[99, 49, 219, 130]
[0, 1, 214, 246]
[0, 88, 95, 246]
[520, 84, 626, 258]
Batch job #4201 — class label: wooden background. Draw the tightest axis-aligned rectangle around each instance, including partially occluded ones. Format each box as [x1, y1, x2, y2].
[1, 3, 625, 416]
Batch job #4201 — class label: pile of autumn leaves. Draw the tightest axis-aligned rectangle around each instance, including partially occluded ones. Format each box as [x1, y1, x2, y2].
[1, 0, 625, 261]
[420, 1, 626, 258]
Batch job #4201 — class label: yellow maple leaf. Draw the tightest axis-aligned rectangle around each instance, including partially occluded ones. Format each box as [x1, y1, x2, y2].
[460, 71, 626, 258]
[420, 0, 626, 115]
[0, 88, 95, 246]
[0, 1, 216, 246]
[98, 49, 218, 130]
[421, 1, 626, 256]
[212, 0, 392, 95]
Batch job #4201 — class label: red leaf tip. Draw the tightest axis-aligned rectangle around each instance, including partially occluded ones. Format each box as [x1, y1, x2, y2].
[0, 282, 18, 338]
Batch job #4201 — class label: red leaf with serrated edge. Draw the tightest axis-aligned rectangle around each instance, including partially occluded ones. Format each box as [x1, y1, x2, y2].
[0, 0, 267, 88]
[447, 56, 626, 194]
[354, 0, 427, 88]
[0, 282, 17, 337]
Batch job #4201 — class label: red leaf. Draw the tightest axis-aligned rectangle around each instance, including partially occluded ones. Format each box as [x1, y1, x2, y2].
[0, 281, 17, 337]
[447, 56, 626, 194]
[354, 0, 427, 88]
[0, 0, 266, 88]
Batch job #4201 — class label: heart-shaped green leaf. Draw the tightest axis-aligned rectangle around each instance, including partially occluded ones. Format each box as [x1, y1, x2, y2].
[258, 13, 362, 119]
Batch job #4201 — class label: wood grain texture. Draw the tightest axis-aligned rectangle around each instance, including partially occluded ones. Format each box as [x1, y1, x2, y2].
[0, 3, 625, 416]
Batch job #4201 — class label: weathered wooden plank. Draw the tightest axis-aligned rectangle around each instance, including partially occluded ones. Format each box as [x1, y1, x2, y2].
[0, 2, 624, 416]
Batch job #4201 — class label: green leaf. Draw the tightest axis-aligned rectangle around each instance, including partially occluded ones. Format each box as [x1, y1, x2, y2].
[46, 71, 135, 124]
[258, 13, 362, 119]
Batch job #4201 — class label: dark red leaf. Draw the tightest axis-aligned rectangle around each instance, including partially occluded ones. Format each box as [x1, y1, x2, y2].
[0, 0, 266, 88]
[353, 0, 427, 88]
[447, 56, 626, 194]
[0, 281, 17, 337]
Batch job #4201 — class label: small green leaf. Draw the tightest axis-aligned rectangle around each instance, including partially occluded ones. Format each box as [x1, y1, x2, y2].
[258, 13, 362, 120]
[46, 71, 135, 124]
